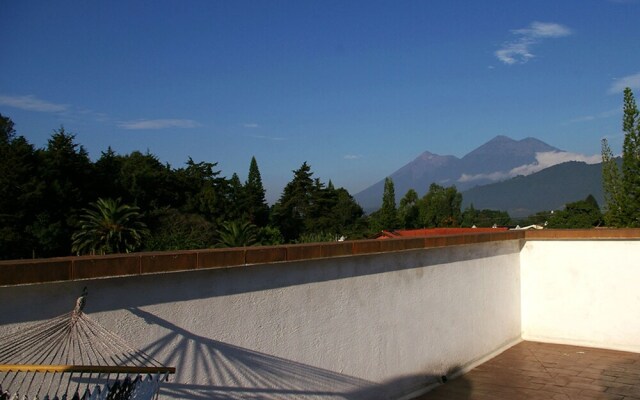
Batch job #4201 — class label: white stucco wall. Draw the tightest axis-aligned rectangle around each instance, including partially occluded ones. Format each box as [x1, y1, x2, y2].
[0, 240, 522, 400]
[521, 240, 640, 353]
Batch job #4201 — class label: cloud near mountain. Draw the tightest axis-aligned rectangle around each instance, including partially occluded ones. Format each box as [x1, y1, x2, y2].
[354, 135, 602, 211]
[458, 151, 601, 183]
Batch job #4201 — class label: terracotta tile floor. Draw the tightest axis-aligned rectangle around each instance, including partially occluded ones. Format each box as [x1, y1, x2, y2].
[415, 341, 640, 400]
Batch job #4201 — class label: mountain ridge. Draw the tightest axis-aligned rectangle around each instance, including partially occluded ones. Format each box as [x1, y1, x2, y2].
[461, 160, 606, 218]
[354, 135, 563, 210]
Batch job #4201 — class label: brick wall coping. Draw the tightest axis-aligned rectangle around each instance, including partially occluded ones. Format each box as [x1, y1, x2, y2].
[1, 229, 639, 287]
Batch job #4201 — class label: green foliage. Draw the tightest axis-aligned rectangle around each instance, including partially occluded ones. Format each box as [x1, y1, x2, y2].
[174, 157, 241, 228]
[380, 177, 400, 229]
[621, 88, 640, 226]
[461, 204, 511, 227]
[602, 88, 640, 227]
[271, 162, 315, 241]
[547, 194, 603, 229]
[0, 117, 370, 258]
[0, 113, 16, 144]
[601, 139, 623, 226]
[418, 183, 462, 227]
[517, 211, 553, 228]
[398, 189, 420, 229]
[215, 220, 258, 248]
[325, 187, 365, 237]
[93, 147, 127, 200]
[256, 226, 284, 246]
[0, 114, 38, 259]
[245, 157, 270, 227]
[369, 178, 400, 232]
[33, 128, 94, 256]
[145, 208, 217, 251]
[369, 183, 463, 232]
[271, 162, 364, 242]
[71, 198, 149, 255]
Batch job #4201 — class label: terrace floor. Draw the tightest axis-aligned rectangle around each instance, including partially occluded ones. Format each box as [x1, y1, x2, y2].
[415, 341, 640, 400]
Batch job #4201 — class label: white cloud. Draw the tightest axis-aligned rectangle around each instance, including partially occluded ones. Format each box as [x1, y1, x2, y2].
[243, 123, 259, 128]
[458, 171, 511, 183]
[511, 151, 601, 175]
[513, 22, 572, 38]
[568, 115, 596, 123]
[458, 151, 600, 183]
[496, 42, 534, 65]
[496, 22, 572, 65]
[118, 119, 201, 130]
[567, 108, 619, 124]
[344, 154, 363, 160]
[0, 94, 68, 113]
[609, 72, 640, 94]
[246, 134, 285, 141]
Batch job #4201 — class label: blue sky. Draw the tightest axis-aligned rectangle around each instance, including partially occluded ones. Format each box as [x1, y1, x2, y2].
[2, 1, 639, 202]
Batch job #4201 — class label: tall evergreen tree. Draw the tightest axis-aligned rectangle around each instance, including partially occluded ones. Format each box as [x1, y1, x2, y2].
[378, 177, 400, 230]
[329, 187, 365, 237]
[93, 147, 126, 201]
[120, 151, 178, 211]
[271, 162, 315, 241]
[244, 156, 270, 227]
[398, 189, 419, 229]
[174, 158, 233, 226]
[602, 88, 640, 227]
[228, 172, 246, 221]
[0, 113, 16, 145]
[601, 138, 623, 226]
[30, 128, 93, 256]
[0, 115, 39, 259]
[621, 88, 640, 226]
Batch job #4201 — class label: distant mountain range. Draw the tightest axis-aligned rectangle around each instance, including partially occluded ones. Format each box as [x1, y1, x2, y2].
[461, 161, 605, 218]
[354, 135, 604, 217]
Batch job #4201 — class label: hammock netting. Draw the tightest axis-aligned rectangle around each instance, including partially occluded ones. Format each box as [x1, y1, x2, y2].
[0, 289, 174, 400]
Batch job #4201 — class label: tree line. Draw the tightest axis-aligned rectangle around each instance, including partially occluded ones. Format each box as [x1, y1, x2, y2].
[8, 92, 637, 261]
[0, 115, 371, 259]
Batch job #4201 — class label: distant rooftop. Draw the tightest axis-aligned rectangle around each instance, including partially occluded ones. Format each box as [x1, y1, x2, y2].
[375, 227, 509, 240]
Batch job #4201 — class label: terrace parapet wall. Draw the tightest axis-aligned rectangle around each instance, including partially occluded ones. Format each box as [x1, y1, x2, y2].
[1, 229, 640, 287]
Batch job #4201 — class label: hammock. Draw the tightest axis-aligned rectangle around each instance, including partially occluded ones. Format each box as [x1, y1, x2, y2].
[0, 288, 175, 400]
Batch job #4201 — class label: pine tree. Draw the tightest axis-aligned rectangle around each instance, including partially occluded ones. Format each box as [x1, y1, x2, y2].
[245, 156, 269, 227]
[601, 138, 623, 226]
[227, 173, 246, 221]
[379, 177, 400, 230]
[0, 114, 39, 259]
[32, 128, 93, 256]
[621, 88, 640, 226]
[271, 162, 315, 241]
[602, 88, 640, 227]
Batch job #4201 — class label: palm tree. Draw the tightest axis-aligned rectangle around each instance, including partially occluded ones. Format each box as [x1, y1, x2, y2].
[215, 221, 258, 248]
[71, 198, 149, 255]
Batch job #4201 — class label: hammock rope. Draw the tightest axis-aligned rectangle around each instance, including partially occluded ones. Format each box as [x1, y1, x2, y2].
[0, 288, 174, 400]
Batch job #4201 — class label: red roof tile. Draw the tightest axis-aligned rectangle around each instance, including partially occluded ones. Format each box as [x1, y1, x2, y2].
[376, 227, 508, 239]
